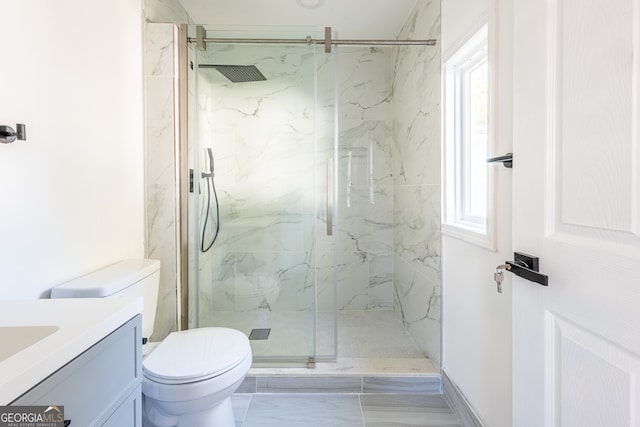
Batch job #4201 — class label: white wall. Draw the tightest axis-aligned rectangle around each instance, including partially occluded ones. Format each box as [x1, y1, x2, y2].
[0, 0, 145, 298]
[441, 0, 513, 426]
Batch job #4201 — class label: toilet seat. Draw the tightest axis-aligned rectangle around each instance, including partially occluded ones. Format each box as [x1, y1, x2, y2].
[143, 327, 251, 385]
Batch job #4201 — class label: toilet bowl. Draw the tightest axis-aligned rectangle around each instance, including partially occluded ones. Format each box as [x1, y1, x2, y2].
[142, 327, 252, 427]
[50, 259, 252, 427]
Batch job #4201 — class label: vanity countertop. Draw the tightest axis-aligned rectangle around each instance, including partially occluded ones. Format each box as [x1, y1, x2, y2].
[0, 297, 143, 404]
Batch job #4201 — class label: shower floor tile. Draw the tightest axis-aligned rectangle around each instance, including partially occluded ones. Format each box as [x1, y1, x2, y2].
[200, 309, 436, 376]
[202, 309, 424, 359]
[337, 311, 425, 359]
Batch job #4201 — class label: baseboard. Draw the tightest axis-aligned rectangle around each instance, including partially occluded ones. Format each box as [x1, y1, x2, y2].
[442, 370, 485, 427]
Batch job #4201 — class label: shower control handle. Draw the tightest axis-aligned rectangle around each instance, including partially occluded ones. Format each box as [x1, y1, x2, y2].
[327, 158, 333, 236]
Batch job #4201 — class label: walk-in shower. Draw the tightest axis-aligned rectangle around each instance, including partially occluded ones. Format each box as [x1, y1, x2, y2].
[184, 24, 441, 369]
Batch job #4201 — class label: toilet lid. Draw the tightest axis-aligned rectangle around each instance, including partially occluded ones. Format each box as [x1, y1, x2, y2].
[143, 327, 250, 384]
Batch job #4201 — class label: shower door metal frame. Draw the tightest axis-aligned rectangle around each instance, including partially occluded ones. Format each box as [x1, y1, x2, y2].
[188, 25, 437, 53]
[178, 24, 189, 331]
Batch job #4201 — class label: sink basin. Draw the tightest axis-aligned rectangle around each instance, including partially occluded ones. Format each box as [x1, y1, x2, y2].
[0, 326, 59, 362]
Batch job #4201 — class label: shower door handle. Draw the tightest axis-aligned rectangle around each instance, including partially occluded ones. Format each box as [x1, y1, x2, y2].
[327, 158, 333, 236]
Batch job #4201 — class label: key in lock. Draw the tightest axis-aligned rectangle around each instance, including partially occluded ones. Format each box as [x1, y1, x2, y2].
[494, 264, 510, 293]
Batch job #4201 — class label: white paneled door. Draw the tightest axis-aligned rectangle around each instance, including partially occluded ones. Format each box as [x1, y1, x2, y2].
[512, 0, 640, 426]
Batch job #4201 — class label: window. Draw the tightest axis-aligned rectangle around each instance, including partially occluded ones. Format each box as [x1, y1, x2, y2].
[443, 25, 494, 248]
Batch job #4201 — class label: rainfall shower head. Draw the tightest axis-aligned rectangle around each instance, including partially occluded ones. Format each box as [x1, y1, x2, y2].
[199, 64, 267, 83]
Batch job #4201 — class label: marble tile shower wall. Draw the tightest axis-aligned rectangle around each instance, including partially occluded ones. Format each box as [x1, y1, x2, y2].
[329, 47, 394, 311]
[392, 0, 442, 363]
[145, 0, 191, 24]
[144, 22, 180, 342]
[196, 43, 318, 317]
[143, 5, 442, 362]
[195, 43, 395, 319]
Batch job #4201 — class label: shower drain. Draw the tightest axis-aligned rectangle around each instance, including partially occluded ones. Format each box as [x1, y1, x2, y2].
[248, 328, 271, 340]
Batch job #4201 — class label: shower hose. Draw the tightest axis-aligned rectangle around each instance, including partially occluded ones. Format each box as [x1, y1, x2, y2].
[201, 174, 220, 252]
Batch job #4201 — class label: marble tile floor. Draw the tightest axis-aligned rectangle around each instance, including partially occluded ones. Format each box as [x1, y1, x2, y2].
[231, 393, 463, 427]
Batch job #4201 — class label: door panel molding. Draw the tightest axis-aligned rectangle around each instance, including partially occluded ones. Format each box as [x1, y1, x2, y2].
[545, 311, 640, 426]
[546, 0, 640, 253]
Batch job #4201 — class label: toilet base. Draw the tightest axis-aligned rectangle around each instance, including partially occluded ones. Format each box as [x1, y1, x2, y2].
[178, 397, 234, 427]
[142, 395, 235, 427]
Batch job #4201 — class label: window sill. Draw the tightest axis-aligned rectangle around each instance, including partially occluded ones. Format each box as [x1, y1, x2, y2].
[442, 223, 496, 251]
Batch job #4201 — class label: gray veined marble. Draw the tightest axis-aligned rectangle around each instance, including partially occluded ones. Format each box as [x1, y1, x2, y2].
[231, 393, 462, 427]
[256, 377, 363, 394]
[144, 22, 180, 342]
[196, 42, 321, 323]
[144, 23, 176, 77]
[391, 0, 442, 363]
[145, 0, 191, 25]
[367, 253, 393, 310]
[360, 394, 461, 427]
[362, 376, 440, 394]
[241, 394, 364, 427]
[394, 254, 441, 362]
[394, 184, 441, 275]
[231, 394, 252, 427]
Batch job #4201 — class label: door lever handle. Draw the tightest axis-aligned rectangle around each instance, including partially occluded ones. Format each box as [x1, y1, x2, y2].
[504, 252, 549, 287]
[487, 152, 513, 168]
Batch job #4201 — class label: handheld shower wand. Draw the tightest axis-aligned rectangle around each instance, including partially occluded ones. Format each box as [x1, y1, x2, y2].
[201, 147, 220, 252]
[206, 148, 214, 176]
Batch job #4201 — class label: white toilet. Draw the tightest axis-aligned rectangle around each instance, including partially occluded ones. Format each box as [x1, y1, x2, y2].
[50, 259, 252, 427]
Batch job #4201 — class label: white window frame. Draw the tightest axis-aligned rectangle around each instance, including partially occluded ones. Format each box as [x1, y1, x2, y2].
[442, 23, 496, 250]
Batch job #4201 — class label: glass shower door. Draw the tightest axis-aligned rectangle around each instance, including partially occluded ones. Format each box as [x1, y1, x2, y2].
[189, 28, 337, 364]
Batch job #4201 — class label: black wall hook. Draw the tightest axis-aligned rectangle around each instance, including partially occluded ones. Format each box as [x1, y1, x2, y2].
[0, 124, 26, 144]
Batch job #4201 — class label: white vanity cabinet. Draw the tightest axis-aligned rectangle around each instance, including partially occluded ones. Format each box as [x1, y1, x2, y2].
[11, 315, 142, 427]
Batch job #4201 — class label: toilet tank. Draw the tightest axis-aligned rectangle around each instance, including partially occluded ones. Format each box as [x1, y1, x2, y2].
[51, 259, 160, 341]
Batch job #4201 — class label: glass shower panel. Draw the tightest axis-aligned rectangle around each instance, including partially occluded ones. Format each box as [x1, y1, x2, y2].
[314, 39, 338, 360]
[190, 29, 337, 363]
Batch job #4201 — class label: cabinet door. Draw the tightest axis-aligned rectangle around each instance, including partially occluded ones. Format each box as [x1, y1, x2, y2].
[13, 316, 142, 427]
[103, 385, 141, 427]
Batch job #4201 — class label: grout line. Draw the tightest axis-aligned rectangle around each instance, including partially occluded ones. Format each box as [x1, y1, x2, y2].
[357, 393, 366, 427]
[239, 394, 252, 426]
